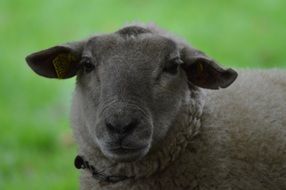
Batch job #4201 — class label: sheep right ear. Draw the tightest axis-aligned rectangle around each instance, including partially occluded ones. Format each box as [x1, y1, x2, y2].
[180, 46, 238, 89]
[25, 41, 85, 79]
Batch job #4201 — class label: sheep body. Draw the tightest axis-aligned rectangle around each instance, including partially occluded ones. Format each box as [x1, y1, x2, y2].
[25, 23, 286, 190]
[74, 69, 286, 190]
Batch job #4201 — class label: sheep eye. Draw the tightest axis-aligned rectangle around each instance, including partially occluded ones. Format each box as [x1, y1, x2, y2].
[163, 58, 183, 75]
[80, 57, 95, 73]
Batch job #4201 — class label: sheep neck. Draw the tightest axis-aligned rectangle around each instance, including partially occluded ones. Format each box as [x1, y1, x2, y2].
[79, 88, 205, 183]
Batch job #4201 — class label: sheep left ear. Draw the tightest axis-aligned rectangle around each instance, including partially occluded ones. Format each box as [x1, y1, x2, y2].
[180, 47, 238, 89]
[25, 41, 85, 79]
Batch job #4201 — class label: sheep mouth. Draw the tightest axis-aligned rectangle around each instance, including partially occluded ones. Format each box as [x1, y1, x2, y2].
[108, 145, 147, 154]
[103, 145, 149, 161]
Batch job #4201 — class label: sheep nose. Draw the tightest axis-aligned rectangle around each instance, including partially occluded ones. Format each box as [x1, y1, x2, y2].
[105, 118, 139, 136]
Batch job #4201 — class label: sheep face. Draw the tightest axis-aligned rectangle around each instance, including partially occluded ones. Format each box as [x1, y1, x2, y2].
[74, 33, 188, 161]
[26, 25, 238, 162]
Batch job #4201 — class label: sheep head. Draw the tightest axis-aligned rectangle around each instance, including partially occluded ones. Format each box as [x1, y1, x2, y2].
[26, 25, 237, 162]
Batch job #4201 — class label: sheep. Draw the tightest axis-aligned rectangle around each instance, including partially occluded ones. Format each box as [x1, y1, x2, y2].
[25, 24, 286, 190]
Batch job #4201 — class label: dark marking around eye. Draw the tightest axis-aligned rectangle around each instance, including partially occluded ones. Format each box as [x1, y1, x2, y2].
[80, 57, 95, 73]
[163, 64, 178, 75]
[163, 57, 183, 75]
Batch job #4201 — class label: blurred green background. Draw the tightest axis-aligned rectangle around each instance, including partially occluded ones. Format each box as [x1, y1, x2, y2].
[0, 0, 285, 189]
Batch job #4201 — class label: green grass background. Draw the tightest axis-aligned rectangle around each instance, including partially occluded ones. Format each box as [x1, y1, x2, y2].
[0, 0, 285, 189]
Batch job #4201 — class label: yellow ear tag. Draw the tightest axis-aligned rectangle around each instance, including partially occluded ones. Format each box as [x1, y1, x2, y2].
[53, 53, 76, 78]
[198, 63, 204, 73]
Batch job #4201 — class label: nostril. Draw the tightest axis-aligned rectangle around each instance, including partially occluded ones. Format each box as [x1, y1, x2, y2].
[105, 119, 139, 135]
[106, 121, 116, 132]
[123, 119, 139, 134]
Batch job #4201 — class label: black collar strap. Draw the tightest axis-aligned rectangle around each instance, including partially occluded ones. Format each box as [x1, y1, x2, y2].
[74, 155, 133, 183]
